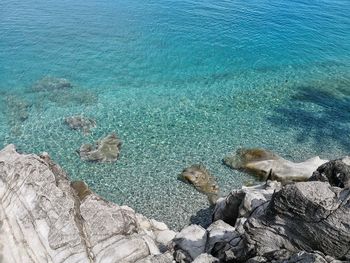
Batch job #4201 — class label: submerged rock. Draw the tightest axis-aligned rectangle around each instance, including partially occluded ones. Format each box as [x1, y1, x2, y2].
[0, 144, 174, 263]
[65, 115, 96, 135]
[32, 76, 72, 92]
[79, 133, 122, 162]
[224, 148, 328, 183]
[71, 180, 93, 200]
[179, 164, 219, 205]
[3, 95, 32, 135]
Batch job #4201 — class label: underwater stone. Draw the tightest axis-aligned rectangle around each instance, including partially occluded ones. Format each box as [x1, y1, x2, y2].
[179, 164, 219, 205]
[32, 76, 72, 92]
[71, 180, 93, 201]
[65, 115, 96, 135]
[79, 133, 122, 162]
[3, 95, 32, 136]
[223, 148, 328, 183]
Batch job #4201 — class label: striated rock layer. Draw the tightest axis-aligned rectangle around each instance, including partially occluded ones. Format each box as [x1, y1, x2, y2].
[1, 144, 350, 263]
[173, 172, 350, 262]
[0, 144, 175, 263]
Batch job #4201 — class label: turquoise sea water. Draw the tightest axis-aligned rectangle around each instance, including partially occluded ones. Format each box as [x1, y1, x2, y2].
[0, 0, 349, 229]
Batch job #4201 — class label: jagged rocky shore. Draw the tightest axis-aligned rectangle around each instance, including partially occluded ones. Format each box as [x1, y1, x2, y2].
[0, 145, 349, 262]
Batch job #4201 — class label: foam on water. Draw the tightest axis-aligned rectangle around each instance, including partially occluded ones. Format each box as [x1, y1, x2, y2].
[0, 0, 349, 229]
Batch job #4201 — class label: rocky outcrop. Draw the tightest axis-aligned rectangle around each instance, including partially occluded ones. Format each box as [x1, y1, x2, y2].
[65, 115, 96, 135]
[224, 148, 328, 183]
[0, 145, 174, 263]
[179, 165, 219, 205]
[79, 133, 122, 162]
[173, 160, 350, 262]
[1, 144, 350, 263]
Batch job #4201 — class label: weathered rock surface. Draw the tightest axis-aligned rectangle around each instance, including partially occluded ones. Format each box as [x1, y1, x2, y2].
[173, 161, 350, 262]
[309, 158, 350, 188]
[65, 115, 96, 135]
[213, 180, 281, 226]
[0, 144, 174, 263]
[192, 254, 219, 263]
[224, 148, 328, 183]
[2, 144, 350, 263]
[179, 164, 219, 205]
[172, 225, 207, 262]
[79, 133, 122, 162]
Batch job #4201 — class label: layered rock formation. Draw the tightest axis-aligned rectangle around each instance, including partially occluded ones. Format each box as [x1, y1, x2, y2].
[1, 144, 349, 263]
[172, 170, 350, 262]
[0, 145, 175, 263]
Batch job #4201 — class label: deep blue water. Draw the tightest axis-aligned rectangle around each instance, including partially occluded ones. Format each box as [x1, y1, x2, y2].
[0, 0, 349, 229]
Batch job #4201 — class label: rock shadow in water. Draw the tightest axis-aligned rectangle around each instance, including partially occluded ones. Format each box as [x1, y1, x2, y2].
[268, 81, 350, 152]
[190, 206, 214, 229]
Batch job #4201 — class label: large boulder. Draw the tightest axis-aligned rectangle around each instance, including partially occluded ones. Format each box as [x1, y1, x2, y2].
[172, 225, 207, 262]
[309, 158, 350, 188]
[0, 144, 173, 263]
[213, 180, 281, 226]
[223, 148, 328, 183]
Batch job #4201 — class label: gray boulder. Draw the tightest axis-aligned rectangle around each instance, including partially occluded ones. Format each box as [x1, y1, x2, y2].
[309, 158, 350, 188]
[213, 180, 281, 226]
[172, 225, 207, 262]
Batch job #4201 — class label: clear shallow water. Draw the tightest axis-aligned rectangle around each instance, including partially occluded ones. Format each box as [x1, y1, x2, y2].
[0, 0, 349, 229]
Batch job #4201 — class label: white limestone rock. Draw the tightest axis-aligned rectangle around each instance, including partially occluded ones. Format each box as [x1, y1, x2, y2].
[0, 144, 171, 263]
